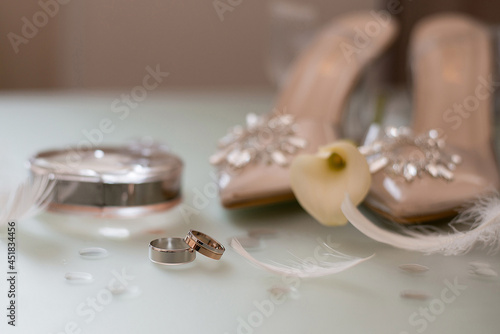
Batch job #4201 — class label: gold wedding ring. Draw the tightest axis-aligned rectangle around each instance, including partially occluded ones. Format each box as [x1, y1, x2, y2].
[184, 230, 225, 260]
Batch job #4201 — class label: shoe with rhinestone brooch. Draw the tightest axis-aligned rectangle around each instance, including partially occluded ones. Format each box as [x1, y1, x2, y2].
[362, 14, 500, 223]
[209, 12, 398, 208]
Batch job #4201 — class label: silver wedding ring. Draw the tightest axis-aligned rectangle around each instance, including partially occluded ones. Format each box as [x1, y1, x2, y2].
[149, 238, 196, 265]
[184, 230, 225, 260]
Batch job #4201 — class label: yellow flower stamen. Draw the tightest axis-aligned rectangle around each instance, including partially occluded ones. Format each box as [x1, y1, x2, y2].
[327, 152, 346, 171]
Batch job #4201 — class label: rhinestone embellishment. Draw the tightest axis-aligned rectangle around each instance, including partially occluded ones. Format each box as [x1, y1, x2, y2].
[210, 112, 307, 170]
[359, 126, 461, 182]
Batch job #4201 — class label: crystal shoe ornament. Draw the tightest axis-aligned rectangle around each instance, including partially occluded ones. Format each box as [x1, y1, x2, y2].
[210, 111, 307, 171]
[359, 126, 461, 182]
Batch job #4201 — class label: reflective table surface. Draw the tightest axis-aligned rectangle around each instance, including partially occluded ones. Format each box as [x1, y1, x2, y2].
[0, 91, 499, 334]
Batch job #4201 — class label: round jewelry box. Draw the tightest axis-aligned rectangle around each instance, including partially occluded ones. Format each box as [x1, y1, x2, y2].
[29, 143, 183, 218]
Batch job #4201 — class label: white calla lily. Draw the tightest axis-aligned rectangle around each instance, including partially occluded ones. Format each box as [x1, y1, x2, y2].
[290, 141, 371, 226]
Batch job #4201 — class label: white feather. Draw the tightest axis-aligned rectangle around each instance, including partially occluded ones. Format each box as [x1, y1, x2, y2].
[341, 193, 500, 255]
[0, 175, 55, 225]
[230, 238, 374, 278]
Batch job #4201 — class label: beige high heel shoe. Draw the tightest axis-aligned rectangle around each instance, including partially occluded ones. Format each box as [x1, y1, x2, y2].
[363, 13, 500, 223]
[210, 11, 398, 209]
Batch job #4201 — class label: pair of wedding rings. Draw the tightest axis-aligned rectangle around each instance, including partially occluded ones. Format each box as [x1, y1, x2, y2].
[149, 230, 225, 265]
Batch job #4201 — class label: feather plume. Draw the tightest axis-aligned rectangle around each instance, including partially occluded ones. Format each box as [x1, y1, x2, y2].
[230, 238, 374, 278]
[341, 193, 500, 255]
[0, 175, 55, 226]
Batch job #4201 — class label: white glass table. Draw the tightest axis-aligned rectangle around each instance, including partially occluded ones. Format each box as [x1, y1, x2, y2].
[0, 91, 498, 334]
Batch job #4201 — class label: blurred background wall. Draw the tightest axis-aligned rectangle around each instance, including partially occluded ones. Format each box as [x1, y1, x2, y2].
[0, 0, 378, 90]
[1, 0, 498, 90]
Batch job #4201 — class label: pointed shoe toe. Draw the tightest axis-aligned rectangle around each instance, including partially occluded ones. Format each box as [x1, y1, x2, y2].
[365, 148, 500, 223]
[218, 119, 338, 208]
